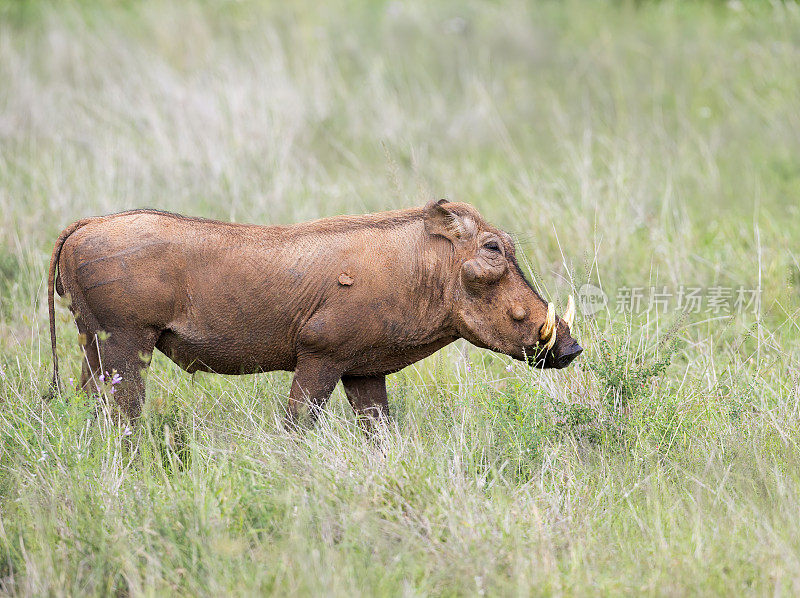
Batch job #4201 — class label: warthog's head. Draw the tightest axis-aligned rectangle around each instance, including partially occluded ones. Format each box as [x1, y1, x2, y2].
[425, 200, 582, 369]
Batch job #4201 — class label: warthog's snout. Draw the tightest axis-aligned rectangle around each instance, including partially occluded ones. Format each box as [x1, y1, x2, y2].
[555, 341, 583, 369]
[528, 336, 583, 370]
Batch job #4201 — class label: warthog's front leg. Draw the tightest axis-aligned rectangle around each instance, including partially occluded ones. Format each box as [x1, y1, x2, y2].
[341, 374, 389, 437]
[285, 356, 343, 429]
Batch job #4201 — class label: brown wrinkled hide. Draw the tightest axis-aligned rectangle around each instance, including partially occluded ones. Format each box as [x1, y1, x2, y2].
[47, 201, 582, 429]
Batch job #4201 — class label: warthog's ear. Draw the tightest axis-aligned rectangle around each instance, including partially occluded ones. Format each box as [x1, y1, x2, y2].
[424, 199, 474, 243]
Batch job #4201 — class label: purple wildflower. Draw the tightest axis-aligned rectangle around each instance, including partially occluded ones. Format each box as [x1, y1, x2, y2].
[111, 373, 122, 385]
[506, 364, 513, 373]
[123, 426, 133, 437]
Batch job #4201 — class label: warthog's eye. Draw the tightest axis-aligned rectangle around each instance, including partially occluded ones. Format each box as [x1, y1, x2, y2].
[483, 240, 502, 253]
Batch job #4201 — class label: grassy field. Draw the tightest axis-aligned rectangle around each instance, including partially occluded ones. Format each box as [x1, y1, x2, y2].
[1, 0, 800, 595]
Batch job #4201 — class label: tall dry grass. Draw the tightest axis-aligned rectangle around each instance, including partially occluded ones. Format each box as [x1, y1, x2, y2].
[1, 0, 800, 595]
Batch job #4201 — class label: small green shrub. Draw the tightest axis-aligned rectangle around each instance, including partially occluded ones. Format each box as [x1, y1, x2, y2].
[587, 337, 674, 411]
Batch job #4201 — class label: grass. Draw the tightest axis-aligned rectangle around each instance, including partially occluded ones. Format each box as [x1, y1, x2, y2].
[1, 0, 800, 595]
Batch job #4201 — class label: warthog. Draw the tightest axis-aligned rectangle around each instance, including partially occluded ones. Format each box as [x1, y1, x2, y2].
[48, 200, 582, 429]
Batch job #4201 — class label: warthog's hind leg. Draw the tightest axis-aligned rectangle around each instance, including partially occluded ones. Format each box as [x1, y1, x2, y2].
[341, 374, 389, 437]
[79, 332, 102, 397]
[99, 329, 158, 420]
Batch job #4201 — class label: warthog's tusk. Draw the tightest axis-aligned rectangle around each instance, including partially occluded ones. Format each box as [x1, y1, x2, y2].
[541, 302, 555, 338]
[541, 302, 557, 350]
[563, 295, 575, 329]
[544, 328, 557, 350]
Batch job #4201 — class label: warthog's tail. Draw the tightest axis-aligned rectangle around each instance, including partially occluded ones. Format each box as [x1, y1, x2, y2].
[46, 218, 92, 399]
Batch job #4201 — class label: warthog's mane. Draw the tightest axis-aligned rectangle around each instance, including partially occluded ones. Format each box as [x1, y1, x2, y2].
[102, 207, 428, 235]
